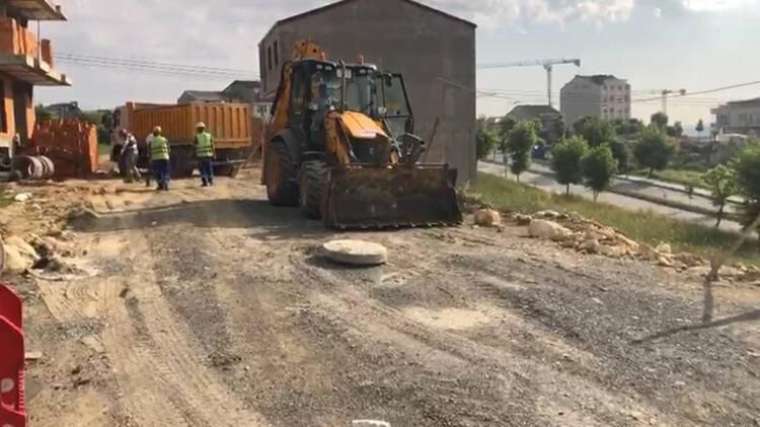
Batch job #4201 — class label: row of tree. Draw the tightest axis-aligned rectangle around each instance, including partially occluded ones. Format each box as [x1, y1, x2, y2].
[490, 114, 760, 232]
[489, 114, 679, 202]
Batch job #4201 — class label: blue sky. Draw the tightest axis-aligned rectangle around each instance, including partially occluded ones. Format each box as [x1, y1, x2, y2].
[37, 0, 760, 128]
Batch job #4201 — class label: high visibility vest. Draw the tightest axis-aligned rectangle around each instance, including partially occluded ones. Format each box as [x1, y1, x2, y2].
[151, 136, 170, 161]
[196, 132, 214, 158]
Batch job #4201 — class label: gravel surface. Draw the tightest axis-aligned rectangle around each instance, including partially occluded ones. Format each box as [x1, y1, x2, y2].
[10, 170, 760, 426]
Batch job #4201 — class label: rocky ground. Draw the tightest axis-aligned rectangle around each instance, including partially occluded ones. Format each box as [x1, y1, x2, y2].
[1, 169, 760, 426]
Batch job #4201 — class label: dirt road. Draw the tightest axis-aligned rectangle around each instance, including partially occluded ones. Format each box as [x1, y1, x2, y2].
[10, 170, 760, 426]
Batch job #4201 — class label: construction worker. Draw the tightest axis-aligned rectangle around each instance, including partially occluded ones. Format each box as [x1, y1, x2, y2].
[119, 129, 141, 183]
[194, 122, 215, 187]
[149, 126, 171, 191]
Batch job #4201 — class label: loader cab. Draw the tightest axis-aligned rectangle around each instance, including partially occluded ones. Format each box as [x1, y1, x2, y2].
[379, 73, 414, 139]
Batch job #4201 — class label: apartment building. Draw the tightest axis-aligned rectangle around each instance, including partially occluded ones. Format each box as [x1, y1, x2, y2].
[560, 75, 631, 127]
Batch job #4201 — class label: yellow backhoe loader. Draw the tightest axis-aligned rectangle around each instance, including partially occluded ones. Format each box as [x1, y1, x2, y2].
[262, 41, 462, 229]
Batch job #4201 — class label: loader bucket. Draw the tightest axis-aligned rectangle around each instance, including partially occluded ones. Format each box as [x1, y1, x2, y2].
[323, 164, 463, 230]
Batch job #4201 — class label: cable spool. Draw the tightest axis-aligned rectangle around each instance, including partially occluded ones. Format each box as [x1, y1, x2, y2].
[28, 156, 44, 179]
[38, 155, 55, 178]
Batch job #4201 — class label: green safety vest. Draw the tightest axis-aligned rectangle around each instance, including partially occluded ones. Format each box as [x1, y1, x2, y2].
[151, 136, 170, 161]
[196, 132, 214, 158]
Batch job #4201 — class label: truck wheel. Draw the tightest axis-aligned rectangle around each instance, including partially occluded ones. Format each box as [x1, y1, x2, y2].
[299, 160, 326, 219]
[265, 139, 298, 206]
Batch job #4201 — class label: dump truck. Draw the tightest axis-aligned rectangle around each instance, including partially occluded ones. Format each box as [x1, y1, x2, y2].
[116, 102, 255, 177]
[263, 41, 462, 229]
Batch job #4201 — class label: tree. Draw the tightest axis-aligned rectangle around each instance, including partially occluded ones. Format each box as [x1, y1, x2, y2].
[505, 120, 538, 182]
[573, 116, 616, 147]
[634, 127, 676, 177]
[668, 121, 684, 138]
[702, 165, 738, 228]
[696, 119, 705, 136]
[733, 145, 760, 232]
[612, 118, 645, 136]
[499, 116, 517, 141]
[651, 112, 669, 130]
[476, 128, 497, 160]
[582, 145, 618, 202]
[609, 140, 632, 174]
[551, 136, 589, 195]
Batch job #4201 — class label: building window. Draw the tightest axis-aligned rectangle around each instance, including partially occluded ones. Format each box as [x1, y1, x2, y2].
[274, 41, 279, 66]
[267, 46, 272, 71]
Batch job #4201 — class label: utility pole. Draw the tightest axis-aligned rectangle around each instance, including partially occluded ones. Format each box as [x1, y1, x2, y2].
[544, 64, 553, 108]
[661, 89, 686, 115]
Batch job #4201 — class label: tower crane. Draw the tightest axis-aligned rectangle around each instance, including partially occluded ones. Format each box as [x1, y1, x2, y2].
[660, 89, 687, 115]
[478, 59, 582, 108]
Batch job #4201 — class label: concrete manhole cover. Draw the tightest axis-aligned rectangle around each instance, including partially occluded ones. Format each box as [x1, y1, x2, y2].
[322, 240, 388, 266]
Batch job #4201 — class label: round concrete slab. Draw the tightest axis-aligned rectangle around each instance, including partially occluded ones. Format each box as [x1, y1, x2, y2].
[322, 240, 388, 266]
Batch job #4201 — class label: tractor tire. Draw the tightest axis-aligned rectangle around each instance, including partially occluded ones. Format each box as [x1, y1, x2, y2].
[265, 139, 299, 206]
[299, 160, 327, 219]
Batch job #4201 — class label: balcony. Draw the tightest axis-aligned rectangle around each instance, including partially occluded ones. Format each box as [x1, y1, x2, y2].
[0, 16, 69, 86]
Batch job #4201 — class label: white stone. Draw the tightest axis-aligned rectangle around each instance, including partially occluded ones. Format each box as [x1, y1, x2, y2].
[655, 243, 672, 256]
[322, 240, 388, 266]
[2, 236, 39, 272]
[529, 220, 573, 242]
[536, 210, 561, 219]
[581, 239, 602, 254]
[474, 209, 501, 227]
[13, 193, 32, 202]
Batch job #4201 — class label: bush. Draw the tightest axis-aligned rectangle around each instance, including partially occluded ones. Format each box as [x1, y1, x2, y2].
[582, 145, 618, 202]
[551, 136, 589, 195]
[634, 127, 676, 177]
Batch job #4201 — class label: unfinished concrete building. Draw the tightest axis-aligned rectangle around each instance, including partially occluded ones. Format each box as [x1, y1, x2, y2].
[259, 0, 477, 183]
[0, 0, 69, 163]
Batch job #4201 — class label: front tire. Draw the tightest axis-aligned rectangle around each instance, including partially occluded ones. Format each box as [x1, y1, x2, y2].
[265, 139, 299, 206]
[299, 160, 327, 219]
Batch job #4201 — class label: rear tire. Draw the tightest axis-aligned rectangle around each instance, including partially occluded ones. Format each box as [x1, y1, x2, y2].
[265, 139, 299, 206]
[299, 160, 327, 219]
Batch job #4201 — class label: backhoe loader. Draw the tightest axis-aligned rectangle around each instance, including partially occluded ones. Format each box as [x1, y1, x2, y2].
[262, 41, 462, 229]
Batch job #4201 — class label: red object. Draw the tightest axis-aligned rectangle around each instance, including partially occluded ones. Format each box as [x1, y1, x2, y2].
[30, 119, 99, 179]
[0, 283, 25, 427]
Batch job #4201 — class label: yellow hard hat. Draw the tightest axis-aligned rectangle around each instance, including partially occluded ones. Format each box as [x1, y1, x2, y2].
[153, 126, 162, 133]
[196, 122, 206, 129]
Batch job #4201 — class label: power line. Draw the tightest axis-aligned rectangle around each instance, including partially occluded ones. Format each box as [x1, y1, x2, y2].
[632, 80, 760, 103]
[55, 52, 255, 75]
[55, 59, 243, 81]
[54, 52, 259, 80]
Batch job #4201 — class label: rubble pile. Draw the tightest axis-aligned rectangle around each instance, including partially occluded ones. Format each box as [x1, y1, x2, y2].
[503, 210, 717, 271]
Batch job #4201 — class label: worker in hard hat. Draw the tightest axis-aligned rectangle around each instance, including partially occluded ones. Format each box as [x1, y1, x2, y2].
[194, 122, 215, 187]
[149, 126, 171, 191]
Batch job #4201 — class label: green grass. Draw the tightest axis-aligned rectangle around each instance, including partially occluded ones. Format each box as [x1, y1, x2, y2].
[631, 168, 708, 191]
[0, 186, 12, 208]
[472, 172, 759, 263]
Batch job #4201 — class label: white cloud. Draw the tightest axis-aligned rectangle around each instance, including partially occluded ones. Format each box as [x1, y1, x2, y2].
[654, 6, 663, 17]
[428, 0, 635, 28]
[681, 0, 756, 11]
